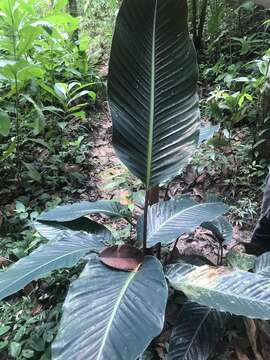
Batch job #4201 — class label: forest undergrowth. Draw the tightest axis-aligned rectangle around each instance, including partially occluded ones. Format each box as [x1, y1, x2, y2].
[0, 0, 270, 359]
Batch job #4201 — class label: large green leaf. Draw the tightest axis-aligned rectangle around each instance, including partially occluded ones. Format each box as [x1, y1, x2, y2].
[37, 200, 129, 222]
[108, 0, 200, 189]
[168, 301, 226, 360]
[52, 256, 168, 360]
[166, 262, 270, 319]
[254, 252, 270, 277]
[0, 233, 103, 301]
[137, 197, 228, 247]
[34, 217, 113, 242]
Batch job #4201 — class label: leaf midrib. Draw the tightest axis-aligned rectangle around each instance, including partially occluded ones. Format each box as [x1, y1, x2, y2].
[149, 202, 226, 243]
[146, 0, 157, 188]
[174, 276, 270, 308]
[0, 246, 90, 300]
[96, 270, 137, 360]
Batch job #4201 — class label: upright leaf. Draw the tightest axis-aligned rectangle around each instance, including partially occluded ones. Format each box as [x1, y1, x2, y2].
[168, 301, 226, 360]
[166, 262, 270, 319]
[38, 200, 129, 222]
[52, 256, 168, 360]
[137, 197, 228, 247]
[108, 0, 200, 188]
[0, 233, 103, 301]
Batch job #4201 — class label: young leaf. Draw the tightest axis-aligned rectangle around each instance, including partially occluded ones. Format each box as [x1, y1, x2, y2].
[166, 262, 270, 319]
[52, 256, 168, 360]
[34, 217, 113, 242]
[0, 233, 104, 301]
[37, 200, 130, 222]
[168, 301, 227, 360]
[108, 0, 200, 189]
[137, 197, 228, 247]
[100, 245, 144, 271]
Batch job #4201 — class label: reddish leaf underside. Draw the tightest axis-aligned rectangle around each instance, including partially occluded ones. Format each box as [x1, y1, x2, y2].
[99, 244, 144, 271]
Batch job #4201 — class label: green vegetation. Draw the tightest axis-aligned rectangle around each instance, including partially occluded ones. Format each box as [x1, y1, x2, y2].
[0, 0, 270, 359]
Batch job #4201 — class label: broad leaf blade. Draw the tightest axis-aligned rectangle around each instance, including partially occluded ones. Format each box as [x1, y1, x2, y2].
[166, 262, 270, 319]
[254, 252, 270, 277]
[0, 233, 103, 301]
[37, 200, 129, 222]
[34, 217, 113, 242]
[108, 0, 200, 188]
[137, 197, 228, 247]
[168, 301, 226, 360]
[52, 256, 168, 360]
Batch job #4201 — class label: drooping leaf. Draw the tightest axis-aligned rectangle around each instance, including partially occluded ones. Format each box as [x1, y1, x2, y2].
[137, 197, 228, 247]
[37, 200, 129, 222]
[168, 301, 227, 360]
[52, 256, 168, 360]
[0, 233, 103, 301]
[254, 252, 270, 277]
[34, 217, 113, 242]
[201, 216, 233, 246]
[100, 245, 144, 271]
[108, 0, 200, 189]
[199, 124, 220, 144]
[166, 262, 270, 319]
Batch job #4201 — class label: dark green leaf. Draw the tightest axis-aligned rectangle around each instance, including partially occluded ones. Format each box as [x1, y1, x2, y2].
[108, 0, 200, 188]
[0, 233, 103, 301]
[137, 197, 228, 247]
[34, 217, 113, 242]
[38, 200, 129, 222]
[168, 301, 226, 360]
[166, 262, 270, 319]
[52, 256, 168, 360]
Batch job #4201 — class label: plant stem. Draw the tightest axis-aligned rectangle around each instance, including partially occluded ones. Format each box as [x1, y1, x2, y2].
[142, 190, 150, 254]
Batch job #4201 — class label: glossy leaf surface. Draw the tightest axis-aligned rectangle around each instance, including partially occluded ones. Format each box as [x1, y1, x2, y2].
[108, 0, 200, 188]
[52, 256, 168, 360]
[37, 200, 129, 222]
[0, 233, 103, 301]
[166, 262, 270, 319]
[137, 197, 228, 247]
[168, 301, 226, 360]
[34, 217, 113, 242]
